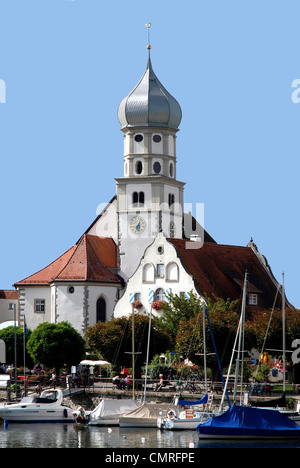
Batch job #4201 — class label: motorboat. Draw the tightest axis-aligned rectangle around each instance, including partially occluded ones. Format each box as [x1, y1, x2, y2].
[197, 404, 300, 440]
[87, 398, 141, 426]
[0, 389, 74, 423]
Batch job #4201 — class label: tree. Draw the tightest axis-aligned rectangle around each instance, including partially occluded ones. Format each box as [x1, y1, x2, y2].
[158, 291, 203, 343]
[0, 326, 34, 368]
[86, 314, 171, 377]
[27, 322, 86, 374]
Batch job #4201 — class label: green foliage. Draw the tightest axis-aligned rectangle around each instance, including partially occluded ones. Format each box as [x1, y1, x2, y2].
[0, 326, 34, 368]
[86, 314, 171, 375]
[158, 291, 203, 342]
[27, 322, 86, 373]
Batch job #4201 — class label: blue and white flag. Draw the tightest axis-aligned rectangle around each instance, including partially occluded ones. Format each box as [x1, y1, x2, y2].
[185, 292, 191, 300]
[148, 288, 154, 303]
[129, 293, 135, 304]
[165, 288, 171, 302]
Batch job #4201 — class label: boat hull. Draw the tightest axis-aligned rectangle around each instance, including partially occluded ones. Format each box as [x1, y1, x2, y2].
[0, 406, 73, 423]
[119, 417, 158, 428]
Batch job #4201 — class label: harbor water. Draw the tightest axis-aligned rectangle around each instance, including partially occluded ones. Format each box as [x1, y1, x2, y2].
[1, 422, 300, 449]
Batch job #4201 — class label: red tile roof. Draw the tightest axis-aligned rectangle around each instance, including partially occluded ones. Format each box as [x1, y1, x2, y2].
[169, 239, 285, 309]
[0, 290, 18, 300]
[14, 235, 121, 286]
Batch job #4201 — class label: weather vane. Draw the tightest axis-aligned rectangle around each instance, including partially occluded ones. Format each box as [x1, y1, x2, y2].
[145, 22, 151, 50]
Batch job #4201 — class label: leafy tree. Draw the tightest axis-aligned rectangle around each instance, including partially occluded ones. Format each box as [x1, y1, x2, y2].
[175, 307, 241, 379]
[0, 326, 34, 368]
[158, 291, 203, 342]
[27, 322, 86, 374]
[86, 314, 171, 378]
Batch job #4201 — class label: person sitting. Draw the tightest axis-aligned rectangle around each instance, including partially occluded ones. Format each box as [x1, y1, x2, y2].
[155, 374, 164, 391]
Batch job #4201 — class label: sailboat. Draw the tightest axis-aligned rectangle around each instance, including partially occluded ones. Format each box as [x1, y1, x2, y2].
[157, 306, 222, 430]
[197, 272, 300, 440]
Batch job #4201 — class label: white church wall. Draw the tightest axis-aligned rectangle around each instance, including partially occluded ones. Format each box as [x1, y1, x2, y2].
[87, 198, 118, 243]
[18, 286, 52, 331]
[114, 232, 202, 319]
[87, 285, 118, 326]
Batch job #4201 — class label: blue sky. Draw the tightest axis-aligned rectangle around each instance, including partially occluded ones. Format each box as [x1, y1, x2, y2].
[0, 0, 299, 307]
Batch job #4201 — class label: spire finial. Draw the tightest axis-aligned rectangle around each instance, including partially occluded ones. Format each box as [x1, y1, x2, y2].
[145, 23, 151, 53]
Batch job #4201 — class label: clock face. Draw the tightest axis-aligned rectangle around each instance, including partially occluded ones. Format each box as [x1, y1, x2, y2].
[129, 216, 146, 234]
[169, 221, 175, 238]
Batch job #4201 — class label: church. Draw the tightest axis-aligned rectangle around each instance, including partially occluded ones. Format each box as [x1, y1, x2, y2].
[3, 42, 290, 336]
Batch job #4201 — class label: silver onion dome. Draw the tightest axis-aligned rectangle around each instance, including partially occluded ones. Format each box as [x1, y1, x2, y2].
[118, 55, 182, 130]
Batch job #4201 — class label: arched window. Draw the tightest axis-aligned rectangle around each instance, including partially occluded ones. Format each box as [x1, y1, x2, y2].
[166, 262, 179, 281]
[132, 191, 144, 207]
[139, 192, 144, 205]
[168, 194, 175, 208]
[155, 288, 165, 302]
[132, 192, 138, 205]
[143, 263, 155, 282]
[96, 297, 106, 323]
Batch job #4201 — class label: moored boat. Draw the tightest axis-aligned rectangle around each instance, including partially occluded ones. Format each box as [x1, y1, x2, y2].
[0, 389, 73, 423]
[197, 404, 300, 440]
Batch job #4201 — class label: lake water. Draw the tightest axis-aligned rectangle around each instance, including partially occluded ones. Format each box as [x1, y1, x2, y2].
[1, 423, 300, 450]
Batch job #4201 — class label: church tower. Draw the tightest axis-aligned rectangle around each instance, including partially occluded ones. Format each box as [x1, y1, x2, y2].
[116, 39, 185, 279]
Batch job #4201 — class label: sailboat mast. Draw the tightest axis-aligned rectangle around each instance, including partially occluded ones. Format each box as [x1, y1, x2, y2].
[233, 271, 248, 404]
[282, 272, 286, 393]
[132, 304, 135, 400]
[203, 305, 207, 393]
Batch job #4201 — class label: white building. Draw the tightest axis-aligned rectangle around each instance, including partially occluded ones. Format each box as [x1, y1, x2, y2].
[4, 43, 288, 335]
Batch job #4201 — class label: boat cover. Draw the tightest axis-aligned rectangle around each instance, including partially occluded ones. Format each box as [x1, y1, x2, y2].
[89, 399, 140, 422]
[178, 394, 208, 406]
[197, 404, 300, 438]
[120, 402, 175, 419]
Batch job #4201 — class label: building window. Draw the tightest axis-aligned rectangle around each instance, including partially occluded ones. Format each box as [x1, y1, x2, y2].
[134, 293, 141, 301]
[68, 286, 75, 294]
[153, 161, 161, 174]
[135, 160, 143, 174]
[249, 294, 258, 306]
[132, 191, 145, 206]
[153, 134, 162, 143]
[155, 288, 165, 302]
[96, 297, 106, 323]
[169, 163, 174, 177]
[157, 264, 165, 278]
[135, 134, 143, 142]
[168, 194, 175, 208]
[35, 299, 45, 313]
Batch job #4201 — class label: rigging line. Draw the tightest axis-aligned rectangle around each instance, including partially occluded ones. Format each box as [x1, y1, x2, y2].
[254, 284, 280, 378]
[112, 320, 128, 365]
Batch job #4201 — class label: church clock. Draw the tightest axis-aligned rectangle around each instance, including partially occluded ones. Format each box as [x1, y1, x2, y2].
[129, 216, 146, 234]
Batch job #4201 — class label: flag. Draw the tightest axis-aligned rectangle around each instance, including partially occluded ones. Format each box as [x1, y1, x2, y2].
[148, 288, 154, 303]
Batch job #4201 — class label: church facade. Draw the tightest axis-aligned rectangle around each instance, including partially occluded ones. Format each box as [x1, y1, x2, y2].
[6, 46, 289, 336]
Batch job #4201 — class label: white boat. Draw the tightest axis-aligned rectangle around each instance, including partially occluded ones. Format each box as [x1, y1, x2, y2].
[0, 389, 74, 423]
[119, 402, 176, 428]
[87, 399, 141, 426]
[158, 407, 216, 430]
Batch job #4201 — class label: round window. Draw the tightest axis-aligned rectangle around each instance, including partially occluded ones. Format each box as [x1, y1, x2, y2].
[153, 134, 161, 143]
[153, 161, 161, 174]
[68, 286, 75, 294]
[135, 134, 143, 142]
[136, 160, 143, 174]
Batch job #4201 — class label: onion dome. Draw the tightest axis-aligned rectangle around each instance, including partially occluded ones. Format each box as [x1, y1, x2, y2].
[118, 54, 182, 130]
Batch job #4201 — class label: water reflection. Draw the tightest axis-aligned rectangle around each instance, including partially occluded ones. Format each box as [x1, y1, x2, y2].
[1, 423, 300, 449]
